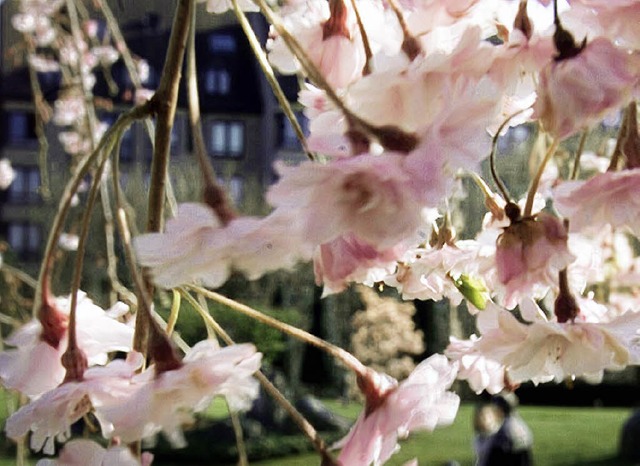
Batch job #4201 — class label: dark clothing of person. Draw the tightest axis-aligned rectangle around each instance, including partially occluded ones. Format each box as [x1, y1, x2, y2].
[483, 414, 533, 466]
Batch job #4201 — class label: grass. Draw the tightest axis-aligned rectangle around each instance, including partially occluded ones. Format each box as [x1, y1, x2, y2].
[1, 395, 636, 466]
[250, 402, 635, 466]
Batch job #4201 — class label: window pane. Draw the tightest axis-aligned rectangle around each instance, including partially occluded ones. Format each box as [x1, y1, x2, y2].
[208, 34, 236, 53]
[8, 169, 26, 202]
[228, 122, 244, 155]
[229, 176, 243, 204]
[204, 69, 231, 95]
[218, 70, 231, 95]
[7, 113, 28, 142]
[6, 112, 36, 144]
[28, 170, 40, 201]
[27, 225, 41, 252]
[7, 224, 24, 251]
[211, 122, 226, 154]
[205, 69, 217, 94]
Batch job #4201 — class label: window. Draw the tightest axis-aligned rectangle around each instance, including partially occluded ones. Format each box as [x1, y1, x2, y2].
[229, 176, 244, 204]
[204, 68, 231, 95]
[5, 111, 37, 145]
[278, 112, 309, 150]
[208, 34, 236, 53]
[209, 121, 244, 157]
[7, 166, 40, 204]
[7, 222, 42, 262]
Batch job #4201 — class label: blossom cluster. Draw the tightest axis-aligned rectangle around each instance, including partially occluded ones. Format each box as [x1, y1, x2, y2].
[3, 0, 640, 465]
[132, 0, 640, 462]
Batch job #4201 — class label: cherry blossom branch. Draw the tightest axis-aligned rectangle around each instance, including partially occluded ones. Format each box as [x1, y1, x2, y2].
[184, 285, 368, 376]
[34, 103, 151, 317]
[95, 0, 142, 88]
[225, 396, 249, 466]
[1, 265, 38, 290]
[166, 290, 181, 336]
[62, 146, 113, 382]
[524, 137, 559, 217]
[253, 0, 418, 153]
[386, 0, 421, 60]
[490, 110, 529, 203]
[146, 0, 194, 234]
[608, 102, 638, 171]
[24, 43, 52, 200]
[230, 0, 313, 160]
[134, 0, 193, 358]
[347, 0, 373, 75]
[570, 129, 588, 180]
[65, 0, 125, 305]
[186, 5, 236, 224]
[179, 290, 339, 466]
[110, 146, 189, 355]
[186, 10, 218, 190]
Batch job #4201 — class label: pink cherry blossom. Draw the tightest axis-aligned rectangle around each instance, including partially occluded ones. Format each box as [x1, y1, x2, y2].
[495, 213, 575, 309]
[267, 0, 365, 89]
[533, 37, 640, 140]
[53, 96, 87, 127]
[314, 234, 401, 296]
[135, 204, 313, 288]
[474, 300, 640, 385]
[94, 341, 261, 447]
[0, 292, 134, 398]
[445, 336, 506, 395]
[36, 439, 154, 466]
[335, 355, 459, 466]
[385, 241, 481, 306]
[5, 355, 143, 455]
[553, 169, 640, 234]
[134, 203, 228, 288]
[563, 0, 640, 49]
[267, 154, 423, 250]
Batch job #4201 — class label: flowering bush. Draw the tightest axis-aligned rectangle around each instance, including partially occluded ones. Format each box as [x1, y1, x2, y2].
[2, 0, 640, 465]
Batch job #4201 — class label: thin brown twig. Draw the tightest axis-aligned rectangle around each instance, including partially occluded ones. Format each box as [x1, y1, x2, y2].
[180, 290, 339, 466]
[230, 0, 313, 160]
[185, 285, 367, 375]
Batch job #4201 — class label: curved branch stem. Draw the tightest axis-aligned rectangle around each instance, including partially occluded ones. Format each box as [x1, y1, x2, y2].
[186, 7, 218, 189]
[231, 0, 313, 159]
[348, 0, 372, 75]
[146, 0, 194, 234]
[180, 290, 339, 466]
[570, 129, 588, 180]
[524, 137, 559, 217]
[185, 285, 367, 376]
[489, 109, 529, 203]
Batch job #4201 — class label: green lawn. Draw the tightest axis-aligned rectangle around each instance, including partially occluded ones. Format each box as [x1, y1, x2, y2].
[2, 395, 635, 466]
[251, 402, 634, 466]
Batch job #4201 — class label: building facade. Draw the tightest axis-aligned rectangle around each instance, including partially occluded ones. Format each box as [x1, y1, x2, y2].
[0, 0, 308, 269]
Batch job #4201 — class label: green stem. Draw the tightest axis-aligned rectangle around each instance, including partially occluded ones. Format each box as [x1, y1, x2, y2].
[146, 0, 194, 234]
[348, 0, 373, 74]
[34, 103, 151, 318]
[231, 0, 313, 159]
[185, 285, 367, 375]
[180, 290, 339, 466]
[65, 144, 112, 356]
[524, 138, 559, 217]
[186, 7, 218, 188]
[138, 0, 194, 354]
[489, 109, 529, 203]
[570, 129, 588, 180]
